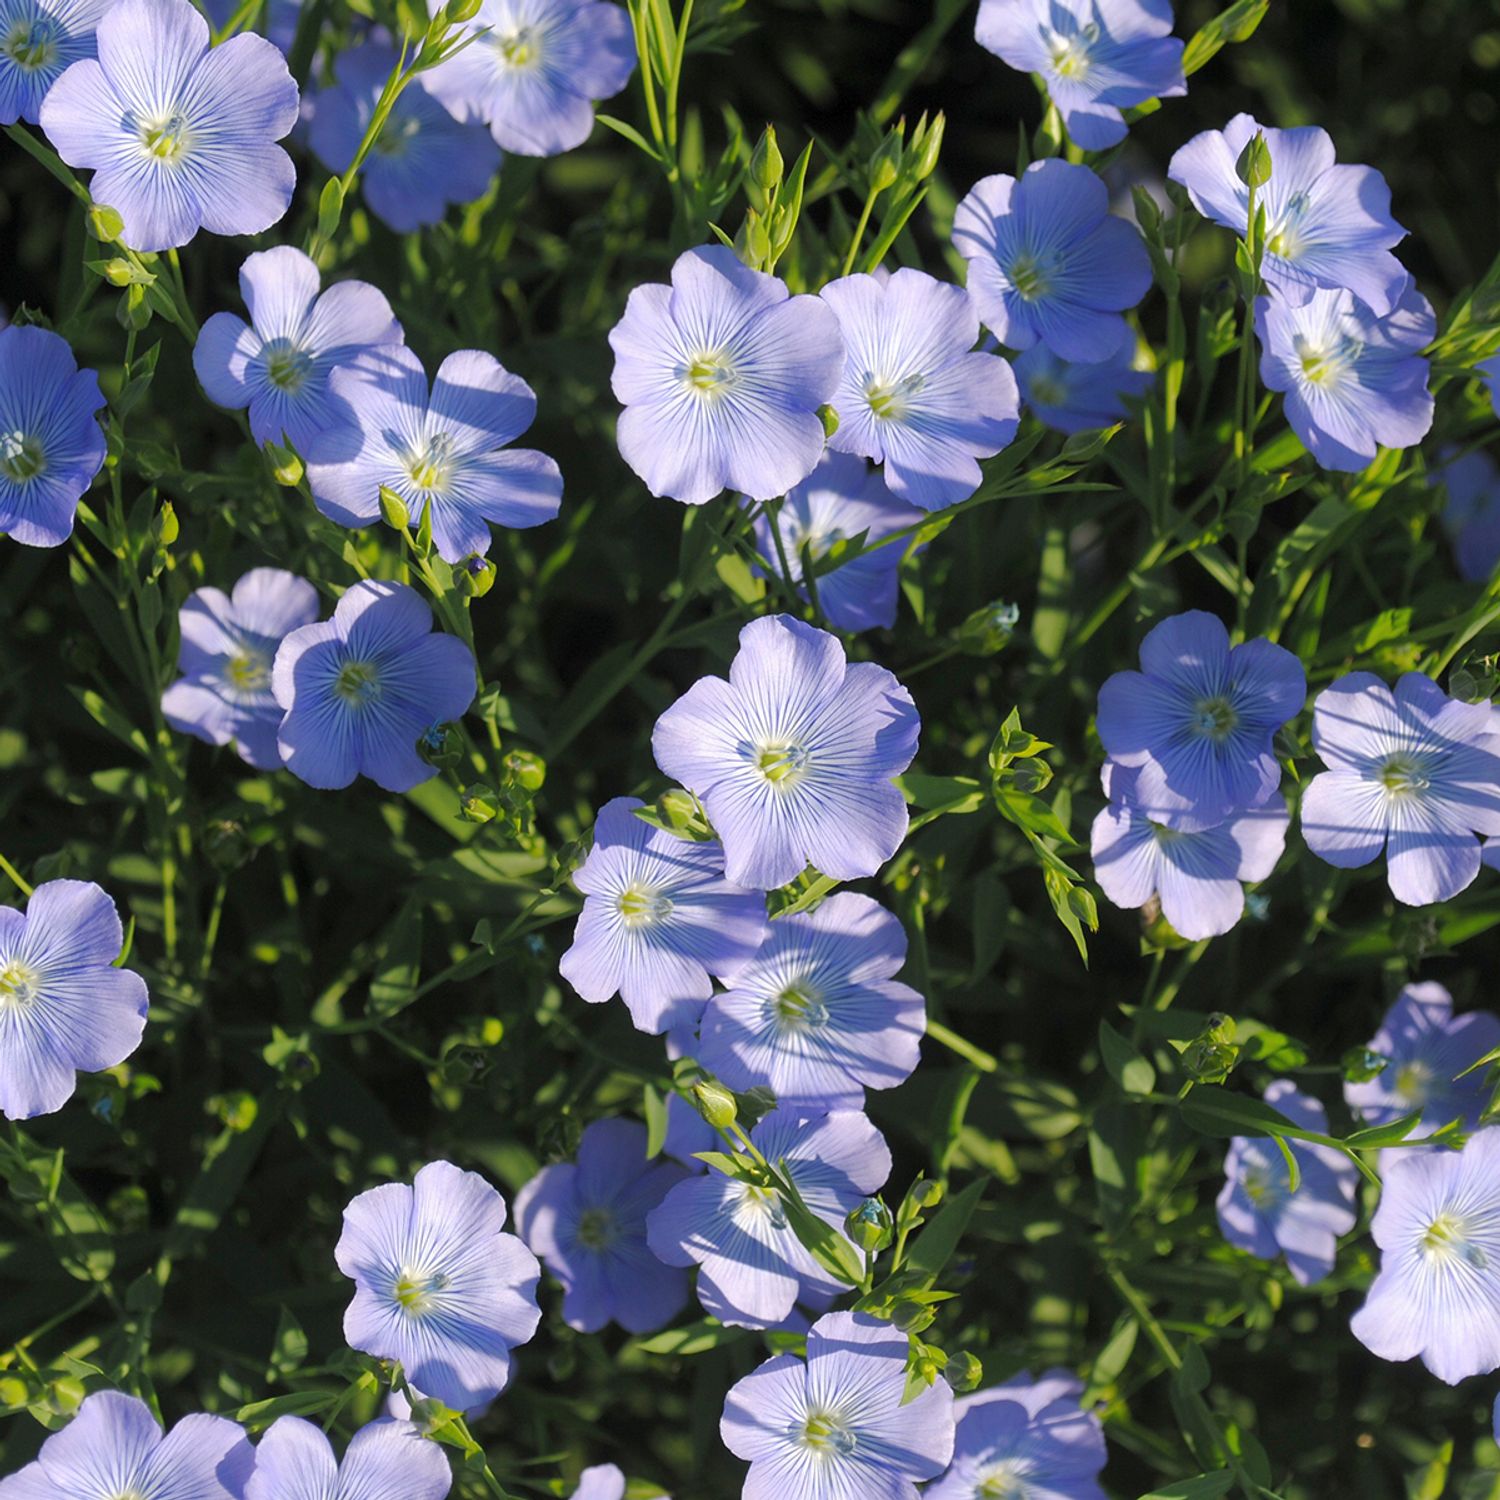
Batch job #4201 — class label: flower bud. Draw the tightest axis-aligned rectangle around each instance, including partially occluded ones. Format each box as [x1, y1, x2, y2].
[445, 0, 483, 22]
[265, 440, 302, 488]
[1235, 131, 1272, 189]
[734, 209, 772, 270]
[957, 600, 1019, 656]
[869, 129, 903, 193]
[457, 554, 497, 598]
[747, 125, 783, 212]
[379, 486, 410, 531]
[419, 723, 464, 771]
[203, 819, 255, 872]
[844, 1196, 894, 1253]
[88, 204, 125, 242]
[891, 1300, 935, 1334]
[504, 749, 546, 792]
[903, 111, 944, 185]
[944, 1351, 983, 1393]
[692, 1079, 739, 1130]
[1342, 1045, 1388, 1084]
[817, 403, 840, 439]
[458, 783, 500, 823]
[154, 500, 179, 546]
[907, 1178, 943, 1211]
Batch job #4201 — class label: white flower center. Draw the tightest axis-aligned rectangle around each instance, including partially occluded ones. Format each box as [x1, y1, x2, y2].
[1188, 695, 1238, 741]
[1006, 251, 1058, 302]
[333, 659, 381, 706]
[773, 981, 828, 1029]
[863, 371, 925, 422]
[1265, 190, 1313, 262]
[1242, 1162, 1287, 1210]
[0, 959, 42, 1009]
[1293, 329, 1362, 390]
[0, 429, 45, 484]
[978, 1462, 1031, 1499]
[394, 1267, 451, 1315]
[1377, 753, 1430, 796]
[225, 648, 272, 693]
[139, 109, 193, 163]
[616, 882, 672, 929]
[753, 741, 809, 787]
[262, 339, 314, 395]
[798, 1408, 857, 1457]
[1421, 1212, 1489, 1270]
[405, 432, 458, 494]
[680, 351, 737, 399]
[1046, 22, 1098, 80]
[739, 1183, 788, 1232]
[496, 25, 541, 68]
[1394, 1060, 1435, 1106]
[2, 15, 56, 72]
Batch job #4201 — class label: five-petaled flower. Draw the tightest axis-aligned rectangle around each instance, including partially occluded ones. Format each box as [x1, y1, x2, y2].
[1300, 670, 1500, 905]
[559, 795, 769, 1035]
[425, 0, 636, 157]
[0, 1390, 252, 1500]
[40, 0, 299, 251]
[1345, 981, 1500, 1140]
[336, 1159, 542, 1411]
[194, 247, 404, 454]
[272, 580, 478, 793]
[1168, 113, 1409, 315]
[246, 1416, 452, 1500]
[646, 1107, 891, 1328]
[952, 159, 1153, 363]
[697, 891, 926, 1109]
[926, 1368, 1109, 1500]
[975, 0, 1186, 151]
[0, 0, 112, 125]
[1015, 329, 1153, 434]
[0, 323, 106, 548]
[163, 567, 321, 770]
[652, 614, 920, 890]
[515, 1117, 690, 1334]
[306, 345, 562, 565]
[1255, 279, 1434, 473]
[310, 40, 501, 234]
[608, 245, 846, 506]
[820, 267, 1020, 512]
[1216, 1080, 1359, 1287]
[0, 879, 149, 1121]
[1096, 610, 1306, 832]
[719, 1310, 955, 1500]
[1352, 1125, 1500, 1384]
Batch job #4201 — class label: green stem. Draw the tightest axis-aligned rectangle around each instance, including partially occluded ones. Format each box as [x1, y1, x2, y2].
[925, 1018, 998, 1073]
[0, 853, 33, 898]
[841, 185, 880, 278]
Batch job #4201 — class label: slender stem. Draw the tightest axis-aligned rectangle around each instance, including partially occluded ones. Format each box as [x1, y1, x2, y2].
[841, 186, 880, 278]
[925, 1018, 998, 1073]
[0, 853, 33, 898]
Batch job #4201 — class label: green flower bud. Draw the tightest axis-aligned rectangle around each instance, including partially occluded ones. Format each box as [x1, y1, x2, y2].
[907, 1178, 944, 1211]
[691, 1078, 738, 1129]
[869, 129, 903, 193]
[154, 500, 179, 546]
[1235, 131, 1272, 189]
[203, 819, 255, 873]
[818, 403, 840, 439]
[844, 1196, 894, 1253]
[419, 723, 465, 771]
[379, 486, 410, 531]
[944, 1351, 983, 1393]
[747, 125, 783, 213]
[891, 1300, 936, 1334]
[504, 749, 546, 792]
[735, 209, 772, 270]
[89, 204, 125, 242]
[458, 783, 500, 824]
[1342, 1045, 1388, 1084]
[903, 111, 944, 185]
[457, 554, 497, 598]
[957, 600, 1020, 657]
[265, 440, 302, 488]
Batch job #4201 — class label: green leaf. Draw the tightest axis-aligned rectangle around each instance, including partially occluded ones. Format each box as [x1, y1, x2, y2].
[1099, 1022, 1156, 1095]
[902, 1178, 985, 1285]
[235, 1390, 340, 1430]
[776, 1170, 866, 1287]
[897, 773, 985, 815]
[643, 1083, 669, 1159]
[1343, 1111, 1425, 1148]
[1179, 1085, 1300, 1140]
[1137, 1475, 1236, 1500]
[632, 1318, 746, 1356]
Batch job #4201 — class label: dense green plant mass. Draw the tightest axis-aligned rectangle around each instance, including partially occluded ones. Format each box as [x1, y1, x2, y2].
[3, 0, 1500, 1496]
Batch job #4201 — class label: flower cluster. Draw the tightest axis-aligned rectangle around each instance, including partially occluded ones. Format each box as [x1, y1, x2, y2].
[166, 574, 477, 793]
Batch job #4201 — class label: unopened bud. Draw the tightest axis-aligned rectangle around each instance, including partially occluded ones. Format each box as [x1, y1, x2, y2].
[817, 403, 840, 439]
[457, 783, 500, 824]
[1342, 1046, 1388, 1084]
[903, 111, 944, 184]
[154, 500, 179, 546]
[419, 723, 464, 771]
[88, 204, 125, 242]
[692, 1079, 738, 1130]
[747, 125, 783, 212]
[869, 130, 902, 193]
[265, 440, 302, 488]
[944, 1351, 983, 1393]
[844, 1197, 894, 1253]
[1235, 131, 1272, 190]
[908, 1178, 943, 1211]
[457, 554, 496, 597]
[504, 749, 545, 791]
[957, 600, 1019, 657]
[379, 486, 410, 531]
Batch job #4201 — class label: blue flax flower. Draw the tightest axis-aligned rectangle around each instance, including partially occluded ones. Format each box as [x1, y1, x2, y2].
[1168, 113, 1408, 315]
[1015, 329, 1153, 434]
[1352, 1126, 1500, 1383]
[1091, 763, 1288, 940]
[0, 323, 105, 547]
[926, 1369, 1108, 1500]
[0, 1390, 252, 1500]
[1095, 610, 1306, 832]
[952, 159, 1152, 363]
[608, 245, 845, 506]
[559, 796, 769, 1035]
[697, 891, 925, 1109]
[1216, 1080, 1358, 1287]
[748, 454, 924, 633]
[424, 0, 635, 157]
[194, 247, 403, 454]
[1436, 448, 1500, 583]
[0, 879, 148, 1121]
[719, 1310, 954, 1500]
[820, 268, 1019, 511]
[570, 1469, 627, 1500]
[1256, 280, 1434, 473]
[306, 346, 561, 564]
[40, 0, 299, 252]
[1345, 982, 1500, 1140]
[337, 1159, 542, 1410]
[646, 1107, 891, 1328]
[163, 567, 320, 770]
[515, 1117, 689, 1334]
[1301, 671, 1500, 905]
[310, 40, 500, 233]
[0, 0, 110, 124]
[246, 1416, 451, 1500]
[975, 0, 1185, 151]
[272, 580, 477, 793]
[652, 614, 920, 890]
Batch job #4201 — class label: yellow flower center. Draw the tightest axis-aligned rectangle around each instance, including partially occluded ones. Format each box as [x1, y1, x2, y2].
[498, 26, 540, 67]
[1377, 754, 1429, 795]
[263, 341, 313, 394]
[2, 16, 56, 71]
[405, 433, 457, 493]
[1189, 696, 1238, 741]
[576, 1207, 616, 1249]
[394, 1268, 450, 1315]
[226, 649, 271, 692]
[683, 353, 736, 396]
[617, 883, 672, 928]
[1422, 1212, 1488, 1269]
[800, 1409, 856, 1456]
[140, 111, 192, 163]
[1007, 253, 1054, 302]
[755, 742, 809, 786]
[773, 983, 828, 1028]
[0, 960, 41, 1008]
[864, 371, 925, 421]
[333, 660, 381, 706]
